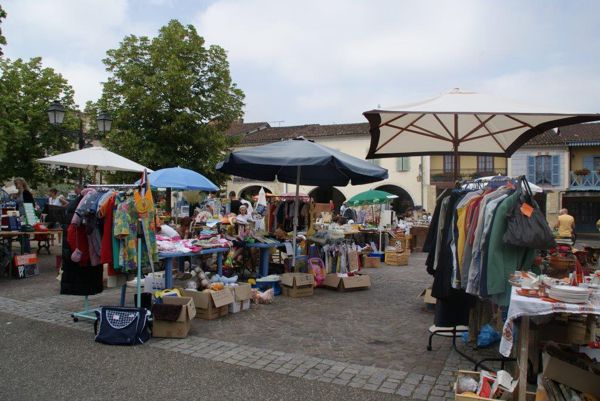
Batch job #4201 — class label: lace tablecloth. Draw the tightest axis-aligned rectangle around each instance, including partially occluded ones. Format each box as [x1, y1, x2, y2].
[499, 287, 600, 357]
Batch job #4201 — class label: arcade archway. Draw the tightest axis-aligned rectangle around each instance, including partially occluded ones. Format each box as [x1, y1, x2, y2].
[239, 185, 273, 201]
[308, 187, 346, 212]
[375, 184, 414, 215]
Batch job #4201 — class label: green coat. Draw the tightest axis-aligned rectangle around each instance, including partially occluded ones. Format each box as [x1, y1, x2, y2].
[485, 191, 535, 306]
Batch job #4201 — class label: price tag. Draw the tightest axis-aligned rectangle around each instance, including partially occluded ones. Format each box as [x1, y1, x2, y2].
[520, 202, 533, 218]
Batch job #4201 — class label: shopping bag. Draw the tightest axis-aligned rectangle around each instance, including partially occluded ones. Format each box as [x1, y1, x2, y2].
[94, 306, 151, 345]
[503, 177, 556, 250]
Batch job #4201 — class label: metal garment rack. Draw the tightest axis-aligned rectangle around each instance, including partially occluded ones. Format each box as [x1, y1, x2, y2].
[425, 178, 516, 370]
[72, 184, 144, 323]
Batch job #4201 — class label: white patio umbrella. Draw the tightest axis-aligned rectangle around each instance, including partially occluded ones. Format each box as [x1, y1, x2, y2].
[364, 89, 600, 179]
[38, 146, 152, 173]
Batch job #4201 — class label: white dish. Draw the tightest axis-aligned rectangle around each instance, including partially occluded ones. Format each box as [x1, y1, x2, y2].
[550, 285, 588, 294]
[547, 289, 589, 304]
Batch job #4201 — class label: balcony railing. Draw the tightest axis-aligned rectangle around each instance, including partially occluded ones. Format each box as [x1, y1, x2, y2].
[569, 170, 600, 190]
[430, 168, 508, 183]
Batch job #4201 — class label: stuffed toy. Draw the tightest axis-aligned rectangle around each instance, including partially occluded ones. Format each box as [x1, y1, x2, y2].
[251, 288, 274, 304]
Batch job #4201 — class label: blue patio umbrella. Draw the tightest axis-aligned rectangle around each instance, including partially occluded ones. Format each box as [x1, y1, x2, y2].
[145, 167, 219, 191]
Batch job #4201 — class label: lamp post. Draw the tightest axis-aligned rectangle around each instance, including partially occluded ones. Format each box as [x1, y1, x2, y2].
[48, 100, 112, 182]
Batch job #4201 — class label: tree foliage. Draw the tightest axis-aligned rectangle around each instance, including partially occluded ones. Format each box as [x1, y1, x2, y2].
[98, 20, 245, 185]
[0, 57, 78, 186]
[0, 5, 6, 56]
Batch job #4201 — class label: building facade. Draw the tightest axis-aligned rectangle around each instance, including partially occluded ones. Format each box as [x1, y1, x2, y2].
[224, 121, 434, 214]
[509, 124, 600, 234]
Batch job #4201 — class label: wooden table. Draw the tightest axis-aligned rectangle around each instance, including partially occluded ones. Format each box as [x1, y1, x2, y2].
[0, 230, 60, 256]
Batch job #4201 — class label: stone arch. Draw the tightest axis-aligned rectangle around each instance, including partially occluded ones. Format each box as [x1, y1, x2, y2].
[308, 186, 346, 212]
[238, 185, 273, 201]
[375, 184, 414, 215]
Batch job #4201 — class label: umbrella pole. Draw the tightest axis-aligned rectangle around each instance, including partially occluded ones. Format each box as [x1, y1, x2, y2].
[292, 166, 301, 270]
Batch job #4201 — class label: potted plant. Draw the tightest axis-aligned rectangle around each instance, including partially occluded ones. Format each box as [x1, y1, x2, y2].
[574, 168, 590, 176]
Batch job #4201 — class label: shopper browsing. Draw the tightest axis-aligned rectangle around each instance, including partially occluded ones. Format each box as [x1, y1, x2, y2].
[48, 188, 68, 207]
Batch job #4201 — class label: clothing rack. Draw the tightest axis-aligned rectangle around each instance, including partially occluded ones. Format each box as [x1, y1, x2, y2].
[71, 183, 146, 323]
[425, 181, 522, 370]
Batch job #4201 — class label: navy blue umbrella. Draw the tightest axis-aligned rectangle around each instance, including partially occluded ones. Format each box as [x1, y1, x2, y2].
[216, 137, 388, 266]
[216, 137, 388, 186]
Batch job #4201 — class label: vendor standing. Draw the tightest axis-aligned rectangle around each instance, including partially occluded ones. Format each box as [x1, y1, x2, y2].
[13, 177, 34, 213]
[555, 208, 575, 240]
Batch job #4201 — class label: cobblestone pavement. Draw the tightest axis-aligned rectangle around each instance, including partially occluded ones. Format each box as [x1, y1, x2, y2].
[0, 249, 510, 400]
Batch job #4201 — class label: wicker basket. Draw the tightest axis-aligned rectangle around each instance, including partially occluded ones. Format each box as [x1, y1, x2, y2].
[548, 255, 576, 271]
[384, 252, 409, 266]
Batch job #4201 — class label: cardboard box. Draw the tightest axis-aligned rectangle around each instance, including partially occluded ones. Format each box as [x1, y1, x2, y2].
[228, 283, 252, 302]
[323, 273, 371, 291]
[12, 254, 39, 279]
[229, 299, 251, 314]
[281, 273, 314, 298]
[454, 371, 529, 401]
[363, 255, 381, 268]
[281, 285, 314, 298]
[542, 353, 600, 397]
[182, 289, 234, 320]
[152, 296, 196, 338]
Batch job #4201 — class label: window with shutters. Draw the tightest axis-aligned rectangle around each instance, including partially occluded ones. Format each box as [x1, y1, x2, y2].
[396, 157, 410, 172]
[443, 155, 456, 173]
[477, 156, 494, 173]
[535, 155, 552, 184]
[527, 154, 561, 186]
[593, 156, 600, 171]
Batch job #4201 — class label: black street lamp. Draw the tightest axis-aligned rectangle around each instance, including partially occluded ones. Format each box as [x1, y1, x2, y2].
[48, 101, 112, 183]
[47, 100, 112, 149]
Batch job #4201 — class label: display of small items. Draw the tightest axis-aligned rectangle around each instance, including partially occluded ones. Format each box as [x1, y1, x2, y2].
[173, 261, 274, 304]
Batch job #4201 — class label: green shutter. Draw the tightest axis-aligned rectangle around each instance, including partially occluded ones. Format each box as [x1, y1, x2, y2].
[396, 157, 410, 171]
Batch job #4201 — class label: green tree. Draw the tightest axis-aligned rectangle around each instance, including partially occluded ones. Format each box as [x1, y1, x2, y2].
[0, 5, 6, 56]
[0, 57, 77, 186]
[98, 20, 245, 186]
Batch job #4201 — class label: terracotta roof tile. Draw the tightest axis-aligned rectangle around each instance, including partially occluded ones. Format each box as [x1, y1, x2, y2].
[523, 123, 600, 147]
[224, 122, 270, 137]
[238, 122, 370, 144]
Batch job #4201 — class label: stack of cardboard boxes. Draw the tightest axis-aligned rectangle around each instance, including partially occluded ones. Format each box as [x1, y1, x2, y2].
[228, 283, 252, 313]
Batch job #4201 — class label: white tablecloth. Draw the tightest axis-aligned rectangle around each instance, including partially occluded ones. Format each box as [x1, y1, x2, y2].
[499, 287, 600, 357]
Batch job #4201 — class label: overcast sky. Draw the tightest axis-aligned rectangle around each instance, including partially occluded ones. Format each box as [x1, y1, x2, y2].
[3, 0, 600, 126]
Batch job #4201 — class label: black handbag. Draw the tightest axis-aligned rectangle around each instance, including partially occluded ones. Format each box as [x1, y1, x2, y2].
[94, 306, 151, 345]
[503, 177, 556, 250]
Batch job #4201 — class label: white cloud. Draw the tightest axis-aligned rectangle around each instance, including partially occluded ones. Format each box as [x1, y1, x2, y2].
[4, 0, 128, 58]
[2, 0, 599, 125]
[480, 66, 600, 113]
[195, 0, 600, 123]
[43, 58, 108, 108]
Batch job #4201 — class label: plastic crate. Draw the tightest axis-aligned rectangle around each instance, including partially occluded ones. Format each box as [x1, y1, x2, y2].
[255, 280, 281, 296]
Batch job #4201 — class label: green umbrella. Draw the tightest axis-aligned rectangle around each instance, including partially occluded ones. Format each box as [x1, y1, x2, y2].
[347, 189, 397, 206]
